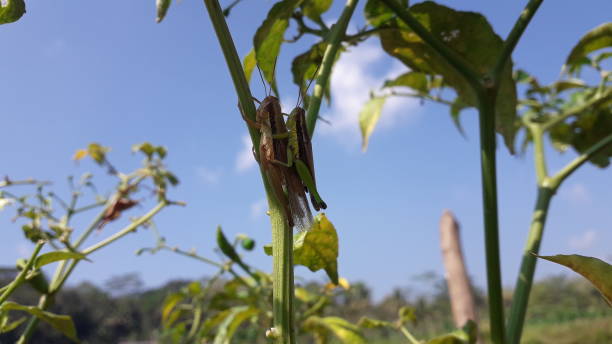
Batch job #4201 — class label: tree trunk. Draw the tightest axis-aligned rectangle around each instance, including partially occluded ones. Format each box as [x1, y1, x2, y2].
[440, 210, 478, 328]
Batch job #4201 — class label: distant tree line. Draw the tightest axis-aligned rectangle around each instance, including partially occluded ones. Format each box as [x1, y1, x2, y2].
[0, 269, 610, 343]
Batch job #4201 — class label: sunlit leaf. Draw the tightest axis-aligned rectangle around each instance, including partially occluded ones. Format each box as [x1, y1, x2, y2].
[264, 214, 339, 284]
[72, 149, 88, 161]
[301, 0, 332, 22]
[294, 214, 339, 284]
[243, 49, 257, 83]
[34, 251, 87, 269]
[86, 143, 109, 164]
[398, 306, 416, 325]
[304, 316, 366, 344]
[0, 302, 78, 342]
[364, 0, 407, 27]
[383, 71, 428, 93]
[0, 315, 26, 333]
[427, 319, 477, 344]
[358, 317, 394, 329]
[565, 23, 612, 69]
[359, 96, 387, 152]
[213, 306, 258, 344]
[162, 292, 185, 324]
[156, 0, 172, 23]
[253, 0, 302, 95]
[291, 42, 336, 103]
[537, 254, 612, 306]
[376, 1, 518, 152]
[0, 0, 26, 25]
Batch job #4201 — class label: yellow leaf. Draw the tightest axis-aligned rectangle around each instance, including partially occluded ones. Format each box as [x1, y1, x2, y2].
[73, 149, 88, 161]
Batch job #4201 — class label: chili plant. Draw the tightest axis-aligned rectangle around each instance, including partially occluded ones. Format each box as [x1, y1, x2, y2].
[0, 142, 182, 342]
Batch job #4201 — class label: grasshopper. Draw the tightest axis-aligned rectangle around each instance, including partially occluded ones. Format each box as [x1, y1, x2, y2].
[279, 106, 327, 211]
[241, 95, 313, 231]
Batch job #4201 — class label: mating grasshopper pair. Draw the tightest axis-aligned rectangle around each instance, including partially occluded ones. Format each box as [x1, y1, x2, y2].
[241, 95, 327, 231]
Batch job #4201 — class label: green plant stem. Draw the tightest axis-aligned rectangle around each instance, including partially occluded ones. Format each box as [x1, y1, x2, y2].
[200, 0, 296, 341]
[492, 0, 543, 82]
[398, 325, 420, 344]
[541, 87, 612, 131]
[530, 125, 549, 184]
[305, 0, 359, 136]
[201, 0, 259, 148]
[17, 202, 168, 343]
[551, 131, 612, 188]
[0, 241, 44, 305]
[81, 201, 168, 255]
[378, 0, 482, 90]
[506, 186, 554, 344]
[477, 92, 506, 344]
[270, 201, 295, 343]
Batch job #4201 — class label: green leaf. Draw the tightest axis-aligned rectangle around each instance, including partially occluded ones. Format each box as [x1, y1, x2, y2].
[162, 292, 185, 323]
[426, 320, 477, 344]
[253, 0, 302, 95]
[565, 23, 612, 68]
[0, 315, 26, 333]
[359, 96, 387, 152]
[216, 226, 243, 264]
[364, 0, 407, 27]
[242, 49, 257, 83]
[264, 213, 339, 284]
[0, 0, 26, 25]
[377, 1, 518, 153]
[291, 42, 333, 102]
[301, 0, 332, 22]
[383, 71, 428, 93]
[552, 79, 586, 93]
[132, 142, 156, 158]
[0, 302, 78, 342]
[450, 97, 469, 136]
[156, 0, 172, 23]
[34, 251, 87, 269]
[294, 214, 339, 284]
[537, 254, 612, 306]
[304, 316, 366, 344]
[212, 306, 258, 344]
[86, 143, 109, 164]
[397, 306, 416, 325]
[357, 317, 394, 329]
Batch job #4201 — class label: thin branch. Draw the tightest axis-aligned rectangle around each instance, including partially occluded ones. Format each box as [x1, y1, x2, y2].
[541, 87, 612, 131]
[378, 0, 482, 91]
[305, 0, 360, 136]
[551, 132, 612, 188]
[0, 241, 45, 304]
[492, 0, 543, 83]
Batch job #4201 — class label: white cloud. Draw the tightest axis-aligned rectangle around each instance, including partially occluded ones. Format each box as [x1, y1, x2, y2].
[317, 42, 420, 144]
[236, 134, 257, 172]
[249, 198, 268, 220]
[196, 166, 222, 185]
[561, 183, 591, 204]
[568, 230, 597, 250]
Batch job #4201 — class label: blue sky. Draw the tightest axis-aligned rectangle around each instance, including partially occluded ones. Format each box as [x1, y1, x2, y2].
[1, 1, 611, 299]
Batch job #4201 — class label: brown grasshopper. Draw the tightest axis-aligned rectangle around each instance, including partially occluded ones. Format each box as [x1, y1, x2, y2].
[241, 95, 313, 231]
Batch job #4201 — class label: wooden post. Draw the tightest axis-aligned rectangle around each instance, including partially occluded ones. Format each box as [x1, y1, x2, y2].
[440, 210, 478, 328]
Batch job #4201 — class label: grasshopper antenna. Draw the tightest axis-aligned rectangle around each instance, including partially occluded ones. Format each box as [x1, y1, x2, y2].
[256, 65, 268, 97]
[296, 63, 322, 108]
[271, 56, 279, 98]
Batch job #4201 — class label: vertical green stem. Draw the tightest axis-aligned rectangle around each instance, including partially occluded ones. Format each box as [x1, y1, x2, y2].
[506, 186, 554, 344]
[305, 0, 359, 136]
[270, 196, 295, 343]
[199, 0, 296, 342]
[477, 91, 506, 344]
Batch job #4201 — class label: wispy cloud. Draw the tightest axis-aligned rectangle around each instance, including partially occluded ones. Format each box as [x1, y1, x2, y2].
[561, 183, 591, 204]
[317, 42, 420, 144]
[236, 134, 256, 173]
[249, 198, 268, 220]
[568, 230, 597, 250]
[196, 166, 222, 185]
